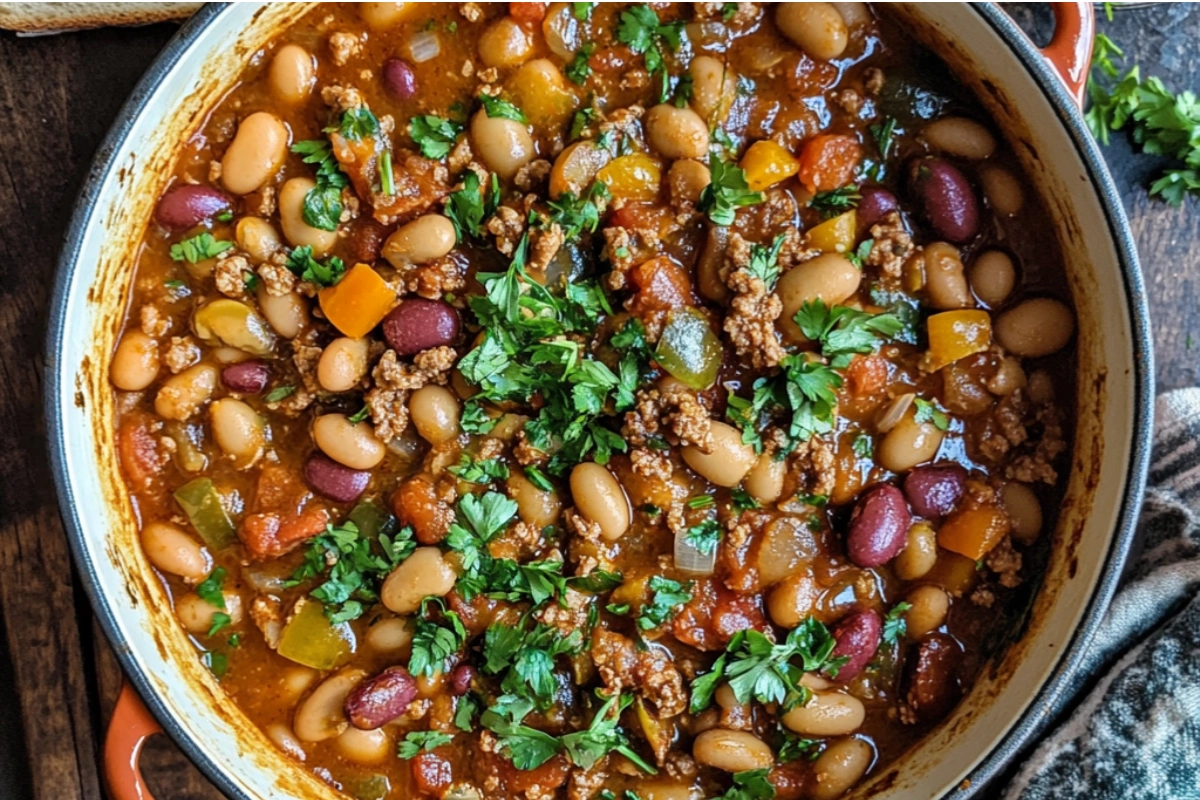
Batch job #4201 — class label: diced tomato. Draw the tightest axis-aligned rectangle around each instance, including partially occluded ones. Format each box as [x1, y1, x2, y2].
[770, 760, 812, 800]
[711, 584, 769, 641]
[117, 412, 168, 489]
[412, 751, 454, 796]
[239, 507, 329, 560]
[844, 354, 888, 398]
[509, 2, 549, 23]
[797, 134, 863, 194]
[392, 474, 454, 544]
[673, 579, 769, 650]
[481, 747, 570, 794]
[609, 202, 674, 235]
[628, 256, 694, 320]
[589, 44, 634, 73]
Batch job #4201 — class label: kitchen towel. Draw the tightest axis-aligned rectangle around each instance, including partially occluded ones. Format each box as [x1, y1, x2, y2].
[1005, 389, 1200, 799]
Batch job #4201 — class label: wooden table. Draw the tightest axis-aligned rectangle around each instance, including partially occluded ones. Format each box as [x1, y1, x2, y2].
[0, 4, 1196, 798]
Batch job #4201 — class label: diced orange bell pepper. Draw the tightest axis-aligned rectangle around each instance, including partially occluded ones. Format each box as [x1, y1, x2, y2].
[805, 209, 857, 254]
[318, 263, 396, 338]
[797, 134, 862, 194]
[598, 154, 663, 202]
[923, 551, 980, 598]
[739, 140, 800, 192]
[937, 507, 1011, 561]
[921, 310, 992, 372]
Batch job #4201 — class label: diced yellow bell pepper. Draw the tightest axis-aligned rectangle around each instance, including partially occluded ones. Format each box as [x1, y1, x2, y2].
[318, 263, 396, 338]
[597, 154, 662, 202]
[550, 140, 613, 198]
[937, 507, 1011, 561]
[739, 140, 800, 192]
[921, 310, 992, 372]
[805, 210, 857, 254]
[276, 599, 356, 670]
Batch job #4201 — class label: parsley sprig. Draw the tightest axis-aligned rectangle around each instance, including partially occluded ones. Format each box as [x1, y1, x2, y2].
[636, 576, 693, 631]
[409, 597, 469, 678]
[726, 354, 841, 455]
[699, 153, 764, 226]
[881, 601, 913, 645]
[809, 184, 861, 218]
[712, 769, 777, 800]
[169, 233, 233, 264]
[482, 621, 584, 705]
[397, 731, 455, 759]
[744, 235, 786, 292]
[285, 521, 415, 623]
[446, 170, 502, 242]
[290, 138, 349, 231]
[689, 618, 846, 713]
[285, 246, 347, 287]
[794, 299, 904, 368]
[616, 4, 687, 103]
[410, 114, 465, 159]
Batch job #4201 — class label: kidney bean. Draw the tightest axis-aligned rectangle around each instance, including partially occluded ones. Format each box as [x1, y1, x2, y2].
[304, 453, 369, 503]
[829, 609, 883, 682]
[220, 361, 269, 394]
[347, 217, 391, 263]
[155, 184, 231, 231]
[344, 666, 418, 729]
[908, 157, 979, 244]
[382, 299, 460, 357]
[903, 633, 963, 721]
[449, 664, 475, 696]
[856, 186, 899, 229]
[846, 483, 912, 567]
[382, 58, 417, 100]
[903, 463, 967, 519]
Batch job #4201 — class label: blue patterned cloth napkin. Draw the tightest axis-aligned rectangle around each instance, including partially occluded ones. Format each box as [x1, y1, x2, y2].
[1004, 389, 1200, 799]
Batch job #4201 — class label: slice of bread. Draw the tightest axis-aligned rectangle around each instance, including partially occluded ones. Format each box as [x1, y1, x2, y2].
[0, 2, 202, 33]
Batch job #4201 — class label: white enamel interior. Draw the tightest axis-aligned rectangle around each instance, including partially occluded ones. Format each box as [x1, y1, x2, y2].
[47, 4, 1143, 799]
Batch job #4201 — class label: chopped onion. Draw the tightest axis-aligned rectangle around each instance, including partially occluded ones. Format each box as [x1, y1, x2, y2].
[675, 528, 716, 576]
[875, 392, 916, 433]
[408, 30, 440, 64]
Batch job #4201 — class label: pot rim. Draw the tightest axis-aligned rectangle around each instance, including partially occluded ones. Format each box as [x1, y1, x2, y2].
[42, 3, 1153, 799]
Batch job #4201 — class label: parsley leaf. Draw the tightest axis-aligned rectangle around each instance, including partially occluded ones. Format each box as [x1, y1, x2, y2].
[913, 397, 950, 431]
[480, 94, 528, 124]
[699, 153, 763, 226]
[726, 355, 841, 455]
[482, 621, 583, 704]
[409, 598, 468, 678]
[636, 576, 692, 631]
[397, 731, 455, 759]
[169, 233, 233, 264]
[207, 612, 232, 637]
[713, 769, 776, 800]
[617, 4, 687, 103]
[569, 106, 598, 142]
[543, 181, 610, 240]
[285, 246, 347, 287]
[263, 385, 296, 403]
[809, 184, 861, 218]
[684, 519, 723, 556]
[290, 138, 349, 231]
[446, 170, 502, 242]
[744, 234, 786, 292]
[285, 521, 415, 622]
[455, 692, 481, 732]
[330, 107, 381, 141]
[731, 487, 760, 510]
[870, 116, 899, 162]
[882, 601, 913, 645]
[195, 568, 227, 609]
[572, 2, 595, 21]
[566, 42, 595, 85]
[447, 453, 510, 485]
[203, 651, 229, 678]
[777, 732, 822, 763]
[794, 299, 903, 368]
[410, 114, 464, 159]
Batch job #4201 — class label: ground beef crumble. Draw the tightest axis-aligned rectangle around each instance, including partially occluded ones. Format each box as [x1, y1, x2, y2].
[140, 305, 170, 338]
[866, 211, 916, 277]
[163, 336, 201, 373]
[986, 536, 1023, 587]
[328, 31, 361, 66]
[723, 233, 787, 369]
[258, 253, 297, 296]
[214, 253, 252, 298]
[590, 628, 687, 718]
[623, 385, 714, 453]
[366, 347, 456, 441]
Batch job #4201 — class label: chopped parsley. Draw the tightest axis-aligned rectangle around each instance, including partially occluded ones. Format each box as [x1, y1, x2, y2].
[809, 184, 861, 218]
[569, 106, 598, 142]
[455, 692, 481, 732]
[672, 72, 694, 109]
[524, 465, 555, 492]
[543, 181, 610, 240]
[409, 597, 469, 678]
[845, 237, 874, 269]
[794, 299, 904, 368]
[482, 692, 656, 773]
[731, 486, 760, 510]
[480, 94, 528, 124]
[195, 568, 227, 609]
[347, 405, 370, 424]
[683, 518, 723, 555]
[699, 153, 763, 226]
[726, 354, 841, 455]
[263, 385, 296, 403]
[687, 495, 715, 509]
[397, 731, 455, 759]
[777, 732, 822, 763]
[169, 233, 233, 264]
[482, 621, 584, 705]
[882, 601, 913, 645]
[689, 618, 846, 713]
[712, 769, 776, 800]
[572, 2, 595, 21]
[447, 453, 510, 485]
[284, 521, 415, 623]
[284, 246, 347, 287]
[207, 612, 232, 637]
[290, 138, 349, 231]
[913, 397, 951, 431]
[203, 651, 229, 678]
[446, 170, 502, 242]
[409, 114, 464, 159]
[636, 576, 692, 631]
[379, 149, 394, 196]
[565, 42, 595, 85]
[331, 107, 381, 141]
[852, 432, 873, 458]
[616, 4, 687, 103]
[744, 234, 785, 292]
[870, 116, 899, 162]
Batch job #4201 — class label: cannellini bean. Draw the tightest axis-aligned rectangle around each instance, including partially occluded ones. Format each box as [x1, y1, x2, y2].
[1001, 481, 1043, 544]
[221, 112, 289, 195]
[969, 250, 1016, 307]
[812, 737, 874, 800]
[782, 691, 865, 736]
[570, 462, 632, 541]
[507, 470, 562, 529]
[236, 217, 284, 263]
[365, 616, 413, 653]
[478, 17, 533, 67]
[877, 414, 943, 473]
[768, 573, 820, 628]
[210, 398, 266, 466]
[360, 2, 408, 30]
[776, 254, 861, 341]
[317, 338, 369, 393]
[692, 729, 775, 773]
[382, 214, 457, 267]
[111, 331, 160, 391]
[141, 522, 210, 581]
[337, 726, 390, 765]
[381, 547, 457, 614]
[471, 110, 535, 180]
[293, 670, 365, 742]
[312, 413, 387, 470]
[923, 242, 973, 310]
[923, 117, 997, 160]
[279, 177, 338, 255]
[980, 165, 1025, 216]
[268, 44, 316, 104]
[894, 522, 938, 580]
[994, 298, 1074, 357]
[744, 452, 786, 504]
[257, 288, 309, 339]
[776, 3, 849, 60]
[409, 385, 460, 445]
[176, 590, 243, 635]
[154, 364, 218, 421]
[905, 585, 950, 638]
[682, 421, 757, 487]
[646, 104, 710, 160]
[688, 55, 737, 123]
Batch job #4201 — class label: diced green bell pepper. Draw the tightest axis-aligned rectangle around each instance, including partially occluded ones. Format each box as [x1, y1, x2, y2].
[276, 599, 356, 671]
[173, 478, 235, 550]
[655, 307, 721, 390]
[347, 499, 397, 540]
[348, 775, 391, 800]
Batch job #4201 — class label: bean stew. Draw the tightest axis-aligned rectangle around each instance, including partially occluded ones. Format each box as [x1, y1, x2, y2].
[110, 3, 1077, 799]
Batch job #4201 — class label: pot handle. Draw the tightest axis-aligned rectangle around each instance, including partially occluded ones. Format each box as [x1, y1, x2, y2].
[1040, 1, 1095, 108]
[104, 682, 161, 800]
